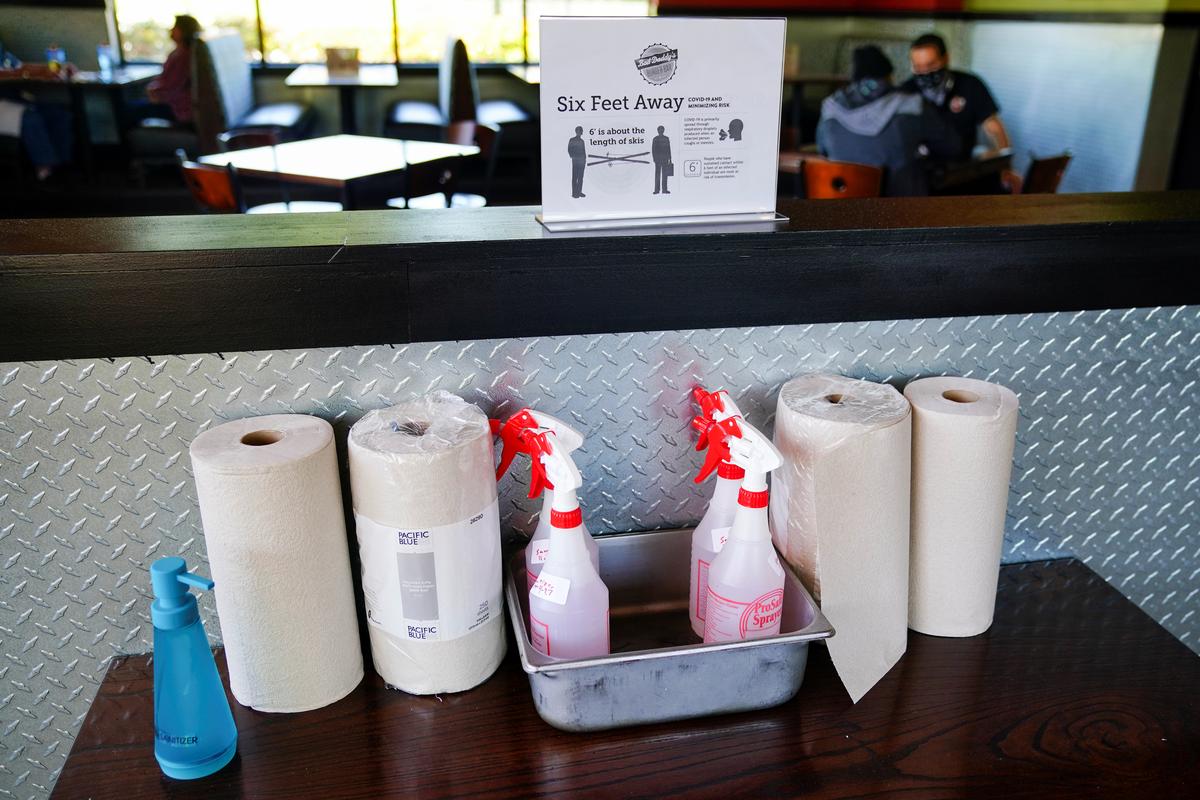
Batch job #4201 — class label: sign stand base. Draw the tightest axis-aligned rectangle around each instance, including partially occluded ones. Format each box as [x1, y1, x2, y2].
[536, 211, 788, 234]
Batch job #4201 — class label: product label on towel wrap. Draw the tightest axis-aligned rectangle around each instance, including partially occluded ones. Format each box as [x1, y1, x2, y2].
[355, 499, 502, 642]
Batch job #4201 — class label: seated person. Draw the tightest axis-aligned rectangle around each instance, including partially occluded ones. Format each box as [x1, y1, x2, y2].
[1, 84, 73, 180]
[816, 45, 960, 197]
[142, 14, 202, 126]
[902, 33, 1010, 160]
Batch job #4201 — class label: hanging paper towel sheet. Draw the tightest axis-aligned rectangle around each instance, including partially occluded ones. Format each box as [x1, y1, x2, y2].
[769, 374, 911, 703]
[905, 377, 1019, 637]
[348, 391, 506, 695]
[190, 414, 364, 713]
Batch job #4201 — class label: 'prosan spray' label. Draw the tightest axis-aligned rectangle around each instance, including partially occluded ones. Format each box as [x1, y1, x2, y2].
[355, 499, 501, 642]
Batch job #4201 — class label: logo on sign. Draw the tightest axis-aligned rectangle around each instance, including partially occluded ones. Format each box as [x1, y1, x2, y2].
[739, 588, 784, 636]
[636, 43, 678, 85]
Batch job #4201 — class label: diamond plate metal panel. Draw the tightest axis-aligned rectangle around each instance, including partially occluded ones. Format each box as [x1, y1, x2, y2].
[2, 305, 1198, 798]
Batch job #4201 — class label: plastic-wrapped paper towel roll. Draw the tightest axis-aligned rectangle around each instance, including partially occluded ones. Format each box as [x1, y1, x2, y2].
[190, 414, 364, 712]
[905, 377, 1019, 637]
[769, 374, 911, 703]
[348, 391, 505, 695]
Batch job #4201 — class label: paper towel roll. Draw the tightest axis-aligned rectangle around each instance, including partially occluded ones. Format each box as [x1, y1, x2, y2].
[905, 376, 1019, 637]
[190, 414, 364, 712]
[769, 373, 911, 703]
[348, 391, 505, 695]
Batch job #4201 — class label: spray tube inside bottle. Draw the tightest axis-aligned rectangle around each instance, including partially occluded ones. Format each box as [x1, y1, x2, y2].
[493, 408, 598, 589]
[688, 387, 747, 637]
[701, 418, 787, 644]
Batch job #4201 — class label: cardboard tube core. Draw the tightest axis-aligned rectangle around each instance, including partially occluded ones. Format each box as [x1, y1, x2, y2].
[942, 389, 980, 404]
[240, 430, 283, 446]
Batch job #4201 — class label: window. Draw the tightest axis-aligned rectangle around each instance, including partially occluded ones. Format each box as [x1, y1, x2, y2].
[526, 1, 651, 63]
[258, 0, 395, 65]
[114, 0, 258, 63]
[114, 0, 651, 65]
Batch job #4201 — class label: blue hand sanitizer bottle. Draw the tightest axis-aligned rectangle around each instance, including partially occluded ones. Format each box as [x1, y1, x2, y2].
[150, 557, 238, 780]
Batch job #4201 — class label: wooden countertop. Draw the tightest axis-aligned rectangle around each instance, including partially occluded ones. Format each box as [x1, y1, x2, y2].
[51, 558, 1200, 799]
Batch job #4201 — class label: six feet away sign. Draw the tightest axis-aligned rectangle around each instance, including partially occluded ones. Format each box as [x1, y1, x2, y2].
[537, 16, 787, 231]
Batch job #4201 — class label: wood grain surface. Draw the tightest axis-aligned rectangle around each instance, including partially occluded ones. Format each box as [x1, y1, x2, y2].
[52, 558, 1200, 799]
[3, 193, 1199, 363]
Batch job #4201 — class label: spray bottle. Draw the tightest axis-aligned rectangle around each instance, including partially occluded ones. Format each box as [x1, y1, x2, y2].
[521, 422, 610, 659]
[493, 409, 599, 590]
[150, 557, 238, 780]
[702, 419, 787, 644]
[688, 387, 746, 638]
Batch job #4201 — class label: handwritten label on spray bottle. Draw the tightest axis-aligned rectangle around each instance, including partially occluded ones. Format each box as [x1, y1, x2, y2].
[531, 572, 571, 605]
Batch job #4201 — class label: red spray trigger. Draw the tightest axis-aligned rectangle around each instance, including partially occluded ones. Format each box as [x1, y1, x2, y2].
[491, 408, 540, 481]
[693, 386, 727, 422]
[694, 417, 741, 483]
[518, 428, 556, 499]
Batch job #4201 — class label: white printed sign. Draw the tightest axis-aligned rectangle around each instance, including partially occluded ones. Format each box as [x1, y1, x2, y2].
[538, 16, 786, 228]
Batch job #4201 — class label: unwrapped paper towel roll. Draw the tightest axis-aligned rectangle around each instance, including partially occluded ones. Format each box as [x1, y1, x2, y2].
[905, 376, 1019, 637]
[348, 391, 505, 695]
[190, 414, 364, 712]
[769, 374, 911, 703]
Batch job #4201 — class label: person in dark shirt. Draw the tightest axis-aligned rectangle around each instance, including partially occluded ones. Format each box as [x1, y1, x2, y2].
[901, 33, 1010, 162]
[816, 45, 960, 197]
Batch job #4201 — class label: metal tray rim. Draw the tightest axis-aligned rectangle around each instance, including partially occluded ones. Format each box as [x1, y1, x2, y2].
[504, 527, 835, 675]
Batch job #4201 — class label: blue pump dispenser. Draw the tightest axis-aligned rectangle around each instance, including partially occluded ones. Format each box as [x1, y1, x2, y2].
[150, 557, 238, 780]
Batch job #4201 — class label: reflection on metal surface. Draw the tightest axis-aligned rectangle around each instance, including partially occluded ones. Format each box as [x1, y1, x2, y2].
[1, 305, 1197, 796]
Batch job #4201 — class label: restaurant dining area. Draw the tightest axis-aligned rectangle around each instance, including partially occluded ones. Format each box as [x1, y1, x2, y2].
[3, 3, 1200, 800]
[1, 0, 1196, 217]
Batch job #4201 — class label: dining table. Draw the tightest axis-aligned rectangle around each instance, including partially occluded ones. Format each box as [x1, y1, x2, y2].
[0, 63, 161, 180]
[285, 64, 400, 135]
[197, 134, 479, 209]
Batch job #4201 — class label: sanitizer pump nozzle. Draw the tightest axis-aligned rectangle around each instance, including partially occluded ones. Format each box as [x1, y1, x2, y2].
[150, 557, 237, 780]
[520, 423, 610, 659]
[702, 418, 788, 643]
[493, 409, 598, 589]
[688, 387, 747, 637]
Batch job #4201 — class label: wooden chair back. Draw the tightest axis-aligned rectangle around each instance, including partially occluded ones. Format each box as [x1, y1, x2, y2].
[802, 158, 883, 199]
[1022, 153, 1071, 194]
[177, 149, 244, 213]
[403, 156, 458, 207]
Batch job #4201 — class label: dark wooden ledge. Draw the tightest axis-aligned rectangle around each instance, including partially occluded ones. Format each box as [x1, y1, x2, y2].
[2, 192, 1198, 362]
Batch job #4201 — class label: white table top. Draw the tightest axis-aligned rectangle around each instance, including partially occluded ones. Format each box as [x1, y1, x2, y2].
[199, 135, 479, 185]
[506, 65, 540, 85]
[285, 63, 400, 88]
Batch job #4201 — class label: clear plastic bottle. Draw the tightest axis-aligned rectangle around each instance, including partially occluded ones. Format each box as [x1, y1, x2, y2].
[151, 557, 238, 780]
[689, 462, 743, 637]
[529, 509, 609, 659]
[526, 505, 599, 591]
[703, 420, 786, 644]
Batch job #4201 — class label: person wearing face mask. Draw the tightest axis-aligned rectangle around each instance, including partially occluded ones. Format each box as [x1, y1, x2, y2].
[902, 33, 1010, 161]
[816, 45, 960, 197]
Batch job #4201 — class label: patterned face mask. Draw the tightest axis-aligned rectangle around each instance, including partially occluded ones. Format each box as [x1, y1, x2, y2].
[913, 68, 948, 92]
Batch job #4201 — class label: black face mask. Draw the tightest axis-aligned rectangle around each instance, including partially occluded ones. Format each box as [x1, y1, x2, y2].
[914, 68, 948, 91]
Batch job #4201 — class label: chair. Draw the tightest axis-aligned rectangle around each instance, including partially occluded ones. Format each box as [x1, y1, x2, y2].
[385, 156, 459, 209]
[384, 38, 533, 141]
[385, 121, 499, 210]
[177, 148, 244, 213]
[1021, 152, 1071, 194]
[131, 34, 315, 182]
[801, 158, 883, 199]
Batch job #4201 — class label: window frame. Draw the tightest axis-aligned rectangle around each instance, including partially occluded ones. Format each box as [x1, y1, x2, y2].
[111, 0, 633, 68]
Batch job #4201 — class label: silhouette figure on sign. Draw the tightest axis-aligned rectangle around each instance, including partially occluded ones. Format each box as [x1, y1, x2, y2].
[719, 119, 744, 141]
[568, 126, 586, 198]
[652, 125, 672, 195]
